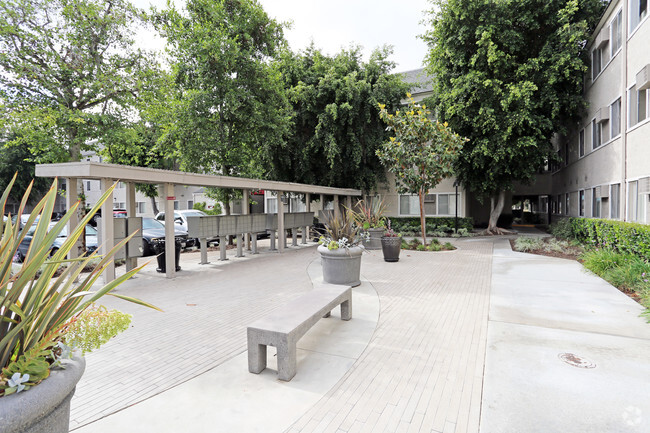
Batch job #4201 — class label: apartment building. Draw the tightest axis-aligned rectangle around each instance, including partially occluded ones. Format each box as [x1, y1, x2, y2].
[552, 0, 650, 223]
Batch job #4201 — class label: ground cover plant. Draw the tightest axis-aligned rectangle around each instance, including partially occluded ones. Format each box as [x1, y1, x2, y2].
[401, 238, 456, 252]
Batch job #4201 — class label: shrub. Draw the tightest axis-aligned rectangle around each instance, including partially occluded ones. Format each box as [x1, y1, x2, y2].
[416, 244, 427, 251]
[428, 242, 442, 251]
[389, 217, 473, 233]
[581, 249, 637, 275]
[514, 237, 545, 252]
[571, 218, 650, 261]
[549, 218, 574, 239]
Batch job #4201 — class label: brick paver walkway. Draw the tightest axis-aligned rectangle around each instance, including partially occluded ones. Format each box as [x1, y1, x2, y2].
[70, 239, 493, 432]
[287, 241, 493, 433]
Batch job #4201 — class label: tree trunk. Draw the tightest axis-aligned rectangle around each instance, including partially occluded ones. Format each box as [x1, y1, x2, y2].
[418, 189, 427, 245]
[485, 190, 511, 235]
[150, 196, 159, 216]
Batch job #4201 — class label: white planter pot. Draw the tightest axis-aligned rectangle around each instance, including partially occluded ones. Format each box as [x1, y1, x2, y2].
[318, 245, 363, 286]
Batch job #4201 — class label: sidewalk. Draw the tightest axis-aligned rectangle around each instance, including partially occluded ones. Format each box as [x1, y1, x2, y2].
[69, 236, 650, 432]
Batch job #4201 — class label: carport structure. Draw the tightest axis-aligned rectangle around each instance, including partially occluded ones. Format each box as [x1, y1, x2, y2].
[35, 162, 361, 281]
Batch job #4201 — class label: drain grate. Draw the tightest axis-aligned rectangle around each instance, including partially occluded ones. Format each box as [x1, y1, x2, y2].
[558, 353, 596, 369]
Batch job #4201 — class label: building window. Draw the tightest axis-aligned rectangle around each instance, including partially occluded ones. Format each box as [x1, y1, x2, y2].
[611, 98, 621, 139]
[136, 202, 146, 214]
[592, 48, 602, 80]
[630, 0, 648, 34]
[266, 198, 277, 214]
[579, 190, 585, 216]
[579, 129, 585, 157]
[557, 194, 563, 214]
[565, 193, 570, 216]
[611, 10, 623, 55]
[173, 200, 179, 210]
[187, 200, 194, 210]
[592, 189, 601, 218]
[117, 182, 125, 189]
[611, 184, 620, 219]
[630, 85, 649, 127]
[113, 202, 125, 209]
[86, 181, 91, 191]
[592, 119, 602, 149]
[563, 142, 569, 166]
[399, 193, 458, 216]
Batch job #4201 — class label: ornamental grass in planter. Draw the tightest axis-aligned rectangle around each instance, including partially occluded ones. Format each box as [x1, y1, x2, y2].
[318, 212, 365, 287]
[348, 198, 387, 250]
[0, 175, 159, 433]
[381, 219, 402, 262]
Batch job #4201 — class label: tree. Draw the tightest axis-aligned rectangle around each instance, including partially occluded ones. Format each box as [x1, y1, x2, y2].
[156, 0, 292, 214]
[422, 0, 605, 233]
[267, 45, 410, 192]
[378, 96, 466, 245]
[0, 0, 158, 162]
[0, 134, 50, 210]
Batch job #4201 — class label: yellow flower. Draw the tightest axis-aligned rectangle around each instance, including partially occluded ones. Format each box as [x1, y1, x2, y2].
[406, 92, 412, 98]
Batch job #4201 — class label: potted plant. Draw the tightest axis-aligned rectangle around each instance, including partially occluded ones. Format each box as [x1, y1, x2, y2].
[381, 219, 402, 262]
[0, 175, 158, 433]
[317, 212, 364, 287]
[348, 198, 387, 250]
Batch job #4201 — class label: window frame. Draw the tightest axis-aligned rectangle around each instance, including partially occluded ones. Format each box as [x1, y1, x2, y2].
[610, 97, 622, 139]
[579, 129, 585, 157]
[611, 9, 623, 56]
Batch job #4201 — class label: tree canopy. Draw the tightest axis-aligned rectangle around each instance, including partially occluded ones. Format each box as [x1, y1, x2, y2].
[266, 45, 410, 192]
[0, 0, 158, 162]
[422, 0, 605, 232]
[378, 95, 465, 244]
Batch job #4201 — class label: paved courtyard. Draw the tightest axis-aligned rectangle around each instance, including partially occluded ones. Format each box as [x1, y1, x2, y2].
[69, 235, 650, 432]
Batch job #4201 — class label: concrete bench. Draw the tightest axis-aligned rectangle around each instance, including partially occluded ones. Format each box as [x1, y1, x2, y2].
[247, 285, 352, 381]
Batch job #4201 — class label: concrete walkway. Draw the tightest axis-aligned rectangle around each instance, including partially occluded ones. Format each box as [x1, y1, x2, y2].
[68, 235, 650, 432]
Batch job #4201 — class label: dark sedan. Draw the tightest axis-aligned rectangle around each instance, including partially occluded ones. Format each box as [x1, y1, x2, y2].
[141, 218, 189, 257]
[15, 222, 97, 262]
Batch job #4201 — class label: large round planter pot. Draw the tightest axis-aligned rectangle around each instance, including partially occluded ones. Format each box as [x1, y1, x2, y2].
[318, 245, 363, 286]
[363, 228, 384, 250]
[0, 354, 85, 433]
[381, 236, 402, 262]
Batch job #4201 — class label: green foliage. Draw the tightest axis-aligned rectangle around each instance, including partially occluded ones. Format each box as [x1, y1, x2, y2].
[193, 202, 222, 216]
[550, 218, 575, 239]
[0, 176, 160, 396]
[267, 45, 409, 191]
[0, 0, 159, 162]
[389, 217, 473, 233]
[64, 305, 132, 354]
[156, 0, 290, 198]
[428, 242, 441, 251]
[580, 248, 650, 319]
[318, 212, 362, 250]
[514, 237, 545, 252]
[348, 199, 387, 229]
[570, 218, 650, 261]
[423, 0, 605, 222]
[378, 96, 466, 244]
[416, 244, 427, 251]
[0, 136, 50, 206]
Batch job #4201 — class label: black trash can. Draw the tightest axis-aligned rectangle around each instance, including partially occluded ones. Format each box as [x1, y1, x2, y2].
[154, 239, 182, 273]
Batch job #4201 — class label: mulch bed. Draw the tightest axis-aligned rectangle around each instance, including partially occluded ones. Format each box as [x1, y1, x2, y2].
[508, 239, 582, 261]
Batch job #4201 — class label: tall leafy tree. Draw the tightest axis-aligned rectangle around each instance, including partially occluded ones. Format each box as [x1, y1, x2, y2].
[0, 134, 50, 210]
[156, 0, 291, 213]
[378, 96, 465, 244]
[0, 0, 159, 162]
[267, 45, 410, 192]
[423, 0, 605, 233]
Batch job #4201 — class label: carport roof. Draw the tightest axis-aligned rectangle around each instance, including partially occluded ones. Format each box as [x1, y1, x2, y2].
[35, 162, 362, 196]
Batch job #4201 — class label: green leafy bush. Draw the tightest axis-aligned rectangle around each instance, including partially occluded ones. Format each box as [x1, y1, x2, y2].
[389, 217, 473, 233]
[514, 237, 545, 252]
[65, 306, 132, 354]
[571, 218, 650, 261]
[549, 218, 574, 239]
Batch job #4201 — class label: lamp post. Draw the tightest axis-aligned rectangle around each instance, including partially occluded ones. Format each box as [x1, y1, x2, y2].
[454, 180, 459, 233]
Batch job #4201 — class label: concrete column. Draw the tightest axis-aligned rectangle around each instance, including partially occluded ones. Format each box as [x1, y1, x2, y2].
[277, 191, 285, 253]
[334, 195, 340, 219]
[125, 182, 138, 272]
[346, 195, 352, 212]
[236, 232, 244, 257]
[302, 193, 311, 244]
[162, 183, 176, 278]
[199, 238, 209, 264]
[243, 189, 251, 250]
[65, 177, 79, 261]
[100, 178, 115, 283]
[320, 194, 325, 220]
[219, 236, 228, 261]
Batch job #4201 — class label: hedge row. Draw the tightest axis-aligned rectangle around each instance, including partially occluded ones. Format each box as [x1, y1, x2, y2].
[570, 218, 650, 261]
[386, 216, 474, 232]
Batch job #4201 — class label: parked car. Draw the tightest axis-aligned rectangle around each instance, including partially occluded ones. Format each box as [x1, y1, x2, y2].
[89, 208, 128, 227]
[141, 217, 189, 257]
[155, 209, 216, 246]
[15, 222, 97, 262]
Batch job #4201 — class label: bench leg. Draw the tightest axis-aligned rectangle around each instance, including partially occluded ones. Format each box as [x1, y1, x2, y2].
[247, 334, 267, 374]
[341, 298, 352, 321]
[277, 340, 297, 381]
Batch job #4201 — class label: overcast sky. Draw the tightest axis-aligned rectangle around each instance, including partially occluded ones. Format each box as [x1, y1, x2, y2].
[133, 0, 432, 73]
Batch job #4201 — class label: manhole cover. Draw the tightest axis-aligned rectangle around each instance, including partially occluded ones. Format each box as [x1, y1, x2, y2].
[558, 353, 596, 369]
